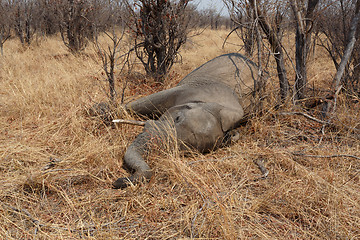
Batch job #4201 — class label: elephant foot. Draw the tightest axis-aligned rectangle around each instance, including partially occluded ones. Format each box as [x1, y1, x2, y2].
[112, 171, 152, 189]
[112, 177, 133, 189]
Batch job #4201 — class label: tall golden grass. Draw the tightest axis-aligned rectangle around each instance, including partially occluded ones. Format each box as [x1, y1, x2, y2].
[0, 29, 359, 239]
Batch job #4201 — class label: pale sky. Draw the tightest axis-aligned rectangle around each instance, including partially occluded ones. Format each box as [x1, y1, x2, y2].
[192, 0, 228, 15]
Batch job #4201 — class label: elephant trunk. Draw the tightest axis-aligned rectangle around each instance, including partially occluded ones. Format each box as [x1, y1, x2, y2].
[112, 130, 153, 189]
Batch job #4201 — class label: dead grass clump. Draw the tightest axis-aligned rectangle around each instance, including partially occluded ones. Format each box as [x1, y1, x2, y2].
[0, 29, 359, 239]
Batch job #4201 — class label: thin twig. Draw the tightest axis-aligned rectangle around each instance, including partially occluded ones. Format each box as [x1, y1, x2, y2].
[342, 170, 360, 186]
[291, 152, 360, 160]
[187, 155, 236, 166]
[67, 218, 126, 234]
[222, 26, 240, 49]
[1, 203, 42, 227]
[278, 111, 327, 124]
[42, 169, 73, 174]
[191, 201, 207, 238]
[291, 152, 360, 186]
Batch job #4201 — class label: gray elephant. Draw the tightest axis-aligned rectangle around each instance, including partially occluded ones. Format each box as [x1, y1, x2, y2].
[112, 53, 264, 189]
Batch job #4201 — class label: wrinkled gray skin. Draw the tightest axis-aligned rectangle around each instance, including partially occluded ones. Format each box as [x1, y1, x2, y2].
[113, 53, 262, 189]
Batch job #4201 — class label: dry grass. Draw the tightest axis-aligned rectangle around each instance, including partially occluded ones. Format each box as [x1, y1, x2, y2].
[0, 29, 359, 239]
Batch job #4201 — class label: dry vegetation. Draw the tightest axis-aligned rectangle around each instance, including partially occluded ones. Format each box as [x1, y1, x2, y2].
[0, 29, 360, 239]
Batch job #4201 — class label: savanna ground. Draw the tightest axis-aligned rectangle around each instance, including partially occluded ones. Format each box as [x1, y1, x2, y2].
[0, 29, 359, 239]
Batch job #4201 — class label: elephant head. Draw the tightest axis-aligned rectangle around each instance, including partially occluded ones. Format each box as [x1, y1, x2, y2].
[112, 101, 244, 189]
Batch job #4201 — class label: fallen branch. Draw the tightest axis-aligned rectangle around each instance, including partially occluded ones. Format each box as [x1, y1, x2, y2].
[253, 158, 269, 179]
[112, 119, 146, 126]
[278, 112, 327, 124]
[187, 155, 236, 166]
[1, 203, 42, 227]
[42, 169, 73, 174]
[291, 152, 360, 160]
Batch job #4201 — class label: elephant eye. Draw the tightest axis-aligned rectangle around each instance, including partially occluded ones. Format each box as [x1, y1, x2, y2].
[174, 114, 184, 123]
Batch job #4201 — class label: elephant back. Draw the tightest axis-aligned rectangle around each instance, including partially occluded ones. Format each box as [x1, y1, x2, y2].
[178, 53, 265, 115]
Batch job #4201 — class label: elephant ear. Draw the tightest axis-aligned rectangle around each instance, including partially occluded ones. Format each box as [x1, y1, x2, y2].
[218, 106, 244, 132]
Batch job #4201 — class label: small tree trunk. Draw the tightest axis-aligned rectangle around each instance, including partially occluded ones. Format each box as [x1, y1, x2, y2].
[294, 28, 307, 100]
[251, 0, 289, 101]
[109, 54, 116, 103]
[274, 48, 289, 101]
[0, 34, 3, 56]
[292, 0, 307, 100]
[291, 0, 320, 100]
[322, 0, 360, 117]
[15, 6, 24, 44]
[25, 19, 31, 45]
[333, 0, 360, 91]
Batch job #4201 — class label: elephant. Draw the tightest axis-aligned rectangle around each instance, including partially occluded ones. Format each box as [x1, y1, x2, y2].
[112, 53, 265, 189]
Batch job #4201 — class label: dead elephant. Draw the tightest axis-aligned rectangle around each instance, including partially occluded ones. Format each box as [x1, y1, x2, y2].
[112, 53, 265, 189]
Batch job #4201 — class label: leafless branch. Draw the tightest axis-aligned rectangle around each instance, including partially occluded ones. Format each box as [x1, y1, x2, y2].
[332, 0, 360, 91]
[222, 26, 240, 49]
[278, 111, 327, 124]
[291, 152, 360, 161]
[1, 202, 42, 227]
[42, 169, 73, 174]
[291, 152, 360, 186]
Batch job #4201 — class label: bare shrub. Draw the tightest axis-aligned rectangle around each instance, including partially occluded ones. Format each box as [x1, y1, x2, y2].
[13, 0, 37, 45]
[224, 0, 258, 56]
[0, 27, 359, 239]
[58, 0, 95, 53]
[316, 0, 360, 96]
[36, 0, 60, 36]
[225, 0, 290, 101]
[290, 0, 320, 100]
[0, 0, 13, 55]
[124, 0, 192, 82]
[189, 6, 234, 30]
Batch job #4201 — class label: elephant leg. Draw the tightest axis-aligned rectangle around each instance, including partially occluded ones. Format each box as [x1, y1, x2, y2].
[112, 131, 153, 189]
[126, 86, 184, 118]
